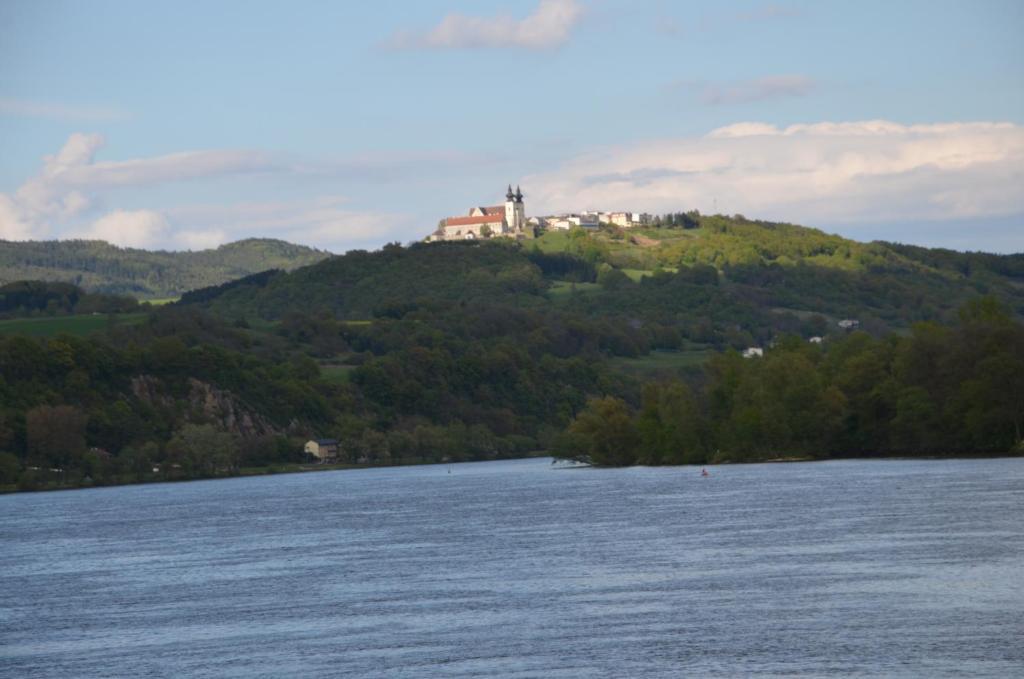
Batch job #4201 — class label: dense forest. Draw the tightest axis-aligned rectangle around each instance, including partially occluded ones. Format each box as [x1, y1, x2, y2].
[556, 298, 1024, 466]
[0, 238, 330, 298]
[1, 215, 1021, 491]
[0, 281, 140, 318]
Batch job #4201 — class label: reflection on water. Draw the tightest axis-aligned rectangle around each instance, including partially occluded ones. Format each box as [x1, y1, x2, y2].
[2, 458, 1023, 677]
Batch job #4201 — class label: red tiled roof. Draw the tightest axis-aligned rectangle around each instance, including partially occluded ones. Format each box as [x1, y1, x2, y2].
[446, 214, 505, 226]
[479, 205, 506, 215]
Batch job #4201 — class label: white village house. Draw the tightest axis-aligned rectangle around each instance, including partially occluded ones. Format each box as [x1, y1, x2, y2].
[543, 213, 600, 230]
[602, 211, 652, 228]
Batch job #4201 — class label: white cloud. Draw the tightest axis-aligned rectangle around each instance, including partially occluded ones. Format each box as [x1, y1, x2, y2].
[0, 194, 36, 240]
[81, 210, 170, 249]
[0, 133, 413, 252]
[0, 97, 130, 123]
[177, 229, 230, 251]
[0, 133, 277, 244]
[388, 0, 583, 50]
[166, 196, 412, 252]
[524, 120, 1024, 228]
[699, 74, 816, 105]
[58, 149, 275, 188]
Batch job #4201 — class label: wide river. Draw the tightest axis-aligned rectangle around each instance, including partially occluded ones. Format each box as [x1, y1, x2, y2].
[2, 458, 1022, 677]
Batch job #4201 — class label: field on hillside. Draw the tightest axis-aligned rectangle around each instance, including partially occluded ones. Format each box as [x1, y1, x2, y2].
[0, 313, 147, 337]
[319, 363, 356, 384]
[609, 348, 715, 377]
[548, 281, 602, 297]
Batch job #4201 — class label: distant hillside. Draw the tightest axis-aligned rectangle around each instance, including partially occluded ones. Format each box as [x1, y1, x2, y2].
[180, 217, 1024, 342]
[2, 215, 1022, 491]
[0, 238, 332, 298]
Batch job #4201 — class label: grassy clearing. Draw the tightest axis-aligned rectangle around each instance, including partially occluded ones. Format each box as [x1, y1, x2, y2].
[145, 297, 179, 306]
[548, 280, 602, 297]
[621, 268, 655, 282]
[0, 313, 147, 337]
[609, 348, 715, 376]
[319, 364, 357, 384]
[533, 230, 574, 253]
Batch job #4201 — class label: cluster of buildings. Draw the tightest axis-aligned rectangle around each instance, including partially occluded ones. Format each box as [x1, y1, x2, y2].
[428, 185, 532, 242]
[426, 185, 652, 242]
[540, 211, 652, 230]
[741, 319, 861, 359]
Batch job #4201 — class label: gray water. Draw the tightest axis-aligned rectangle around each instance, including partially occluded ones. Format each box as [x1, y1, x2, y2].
[1, 458, 1023, 678]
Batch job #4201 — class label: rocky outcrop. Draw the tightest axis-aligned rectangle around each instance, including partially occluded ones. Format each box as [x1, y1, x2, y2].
[130, 375, 174, 408]
[186, 378, 277, 438]
[129, 374, 277, 438]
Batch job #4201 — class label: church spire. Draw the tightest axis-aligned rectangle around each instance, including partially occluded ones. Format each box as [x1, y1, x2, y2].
[515, 185, 523, 203]
[506, 184, 515, 201]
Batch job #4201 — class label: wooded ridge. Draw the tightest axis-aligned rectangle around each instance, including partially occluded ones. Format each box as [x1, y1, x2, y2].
[0, 238, 331, 298]
[1, 215, 1021, 491]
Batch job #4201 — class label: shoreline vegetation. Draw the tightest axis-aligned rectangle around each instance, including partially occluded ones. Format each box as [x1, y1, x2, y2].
[1, 453, 555, 494]
[4, 450, 1021, 495]
[1, 225, 1022, 494]
[550, 297, 1024, 468]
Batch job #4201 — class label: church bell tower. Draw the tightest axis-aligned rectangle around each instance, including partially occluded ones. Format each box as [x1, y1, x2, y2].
[504, 183, 526, 234]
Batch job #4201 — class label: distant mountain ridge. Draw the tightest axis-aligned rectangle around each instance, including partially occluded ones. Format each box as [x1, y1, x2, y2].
[0, 238, 332, 298]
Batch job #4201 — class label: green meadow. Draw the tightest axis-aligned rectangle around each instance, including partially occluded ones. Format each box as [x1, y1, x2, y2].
[609, 348, 716, 377]
[547, 280, 602, 297]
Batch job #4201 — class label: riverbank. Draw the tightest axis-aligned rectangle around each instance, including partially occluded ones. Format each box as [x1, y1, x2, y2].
[6, 448, 1021, 494]
[0, 453, 551, 494]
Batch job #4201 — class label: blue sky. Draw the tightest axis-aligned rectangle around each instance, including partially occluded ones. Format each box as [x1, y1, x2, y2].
[1, 0, 1022, 253]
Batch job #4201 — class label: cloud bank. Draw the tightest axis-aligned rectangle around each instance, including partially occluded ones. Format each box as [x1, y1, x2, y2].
[0, 133, 276, 245]
[166, 197, 412, 253]
[0, 133, 411, 251]
[388, 0, 583, 50]
[525, 120, 1024, 232]
[5, 120, 1021, 254]
[80, 210, 171, 249]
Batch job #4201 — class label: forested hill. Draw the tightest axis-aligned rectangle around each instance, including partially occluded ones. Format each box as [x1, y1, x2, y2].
[0, 238, 331, 299]
[179, 217, 1024, 344]
[2, 216, 1022, 491]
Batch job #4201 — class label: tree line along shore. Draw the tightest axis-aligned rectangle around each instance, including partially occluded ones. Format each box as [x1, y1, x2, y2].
[2, 216, 1022, 492]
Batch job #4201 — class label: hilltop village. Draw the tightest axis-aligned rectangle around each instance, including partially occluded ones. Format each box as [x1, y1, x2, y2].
[426, 185, 652, 242]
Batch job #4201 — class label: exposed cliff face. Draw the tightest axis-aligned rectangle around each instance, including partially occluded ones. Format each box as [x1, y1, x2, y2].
[129, 374, 277, 438]
[130, 375, 174, 408]
[186, 378, 277, 438]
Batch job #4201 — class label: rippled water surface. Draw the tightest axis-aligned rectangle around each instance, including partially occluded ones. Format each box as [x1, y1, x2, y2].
[2, 458, 1023, 677]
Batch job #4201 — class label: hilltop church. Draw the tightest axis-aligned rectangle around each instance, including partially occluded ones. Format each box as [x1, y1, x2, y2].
[429, 185, 533, 241]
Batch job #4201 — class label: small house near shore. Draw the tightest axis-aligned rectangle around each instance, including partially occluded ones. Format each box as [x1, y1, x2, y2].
[304, 438, 340, 463]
